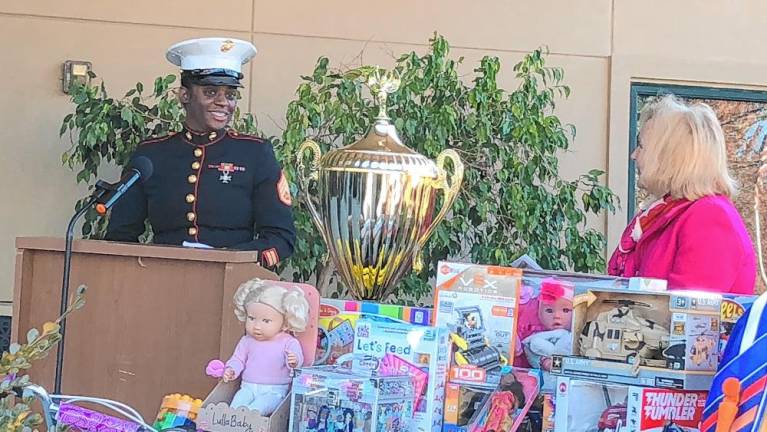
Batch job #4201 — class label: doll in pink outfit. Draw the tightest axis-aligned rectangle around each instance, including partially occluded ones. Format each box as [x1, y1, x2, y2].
[515, 278, 574, 371]
[221, 278, 310, 415]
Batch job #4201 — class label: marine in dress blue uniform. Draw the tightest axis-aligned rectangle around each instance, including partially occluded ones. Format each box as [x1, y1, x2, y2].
[105, 38, 294, 267]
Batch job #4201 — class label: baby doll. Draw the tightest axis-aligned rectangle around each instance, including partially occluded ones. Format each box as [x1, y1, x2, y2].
[520, 278, 574, 371]
[221, 278, 310, 416]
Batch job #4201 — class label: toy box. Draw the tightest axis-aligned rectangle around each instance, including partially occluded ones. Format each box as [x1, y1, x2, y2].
[434, 262, 522, 388]
[514, 270, 665, 391]
[572, 288, 722, 372]
[541, 393, 555, 432]
[554, 377, 707, 432]
[197, 280, 320, 432]
[550, 354, 715, 390]
[352, 319, 449, 432]
[554, 377, 630, 432]
[288, 365, 414, 432]
[625, 386, 707, 432]
[315, 298, 432, 365]
[466, 367, 541, 432]
[719, 294, 757, 360]
[443, 368, 541, 432]
[443, 383, 493, 431]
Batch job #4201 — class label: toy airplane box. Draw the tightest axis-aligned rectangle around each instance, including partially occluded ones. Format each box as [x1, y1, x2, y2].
[288, 364, 415, 432]
[315, 298, 432, 366]
[555, 377, 707, 432]
[352, 319, 449, 432]
[571, 288, 722, 373]
[434, 261, 522, 388]
[719, 294, 757, 361]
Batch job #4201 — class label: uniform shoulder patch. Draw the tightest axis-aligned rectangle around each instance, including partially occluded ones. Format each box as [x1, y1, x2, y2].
[140, 132, 177, 146]
[227, 129, 265, 143]
[277, 171, 292, 206]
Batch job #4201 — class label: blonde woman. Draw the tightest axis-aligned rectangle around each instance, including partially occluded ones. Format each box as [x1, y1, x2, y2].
[608, 95, 755, 294]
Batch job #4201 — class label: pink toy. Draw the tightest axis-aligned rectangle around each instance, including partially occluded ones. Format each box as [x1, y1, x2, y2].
[57, 404, 141, 432]
[480, 391, 517, 432]
[206, 359, 225, 378]
[216, 278, 311, 416]
[378, 353, 428, 411]
[516, 278, 574, 370]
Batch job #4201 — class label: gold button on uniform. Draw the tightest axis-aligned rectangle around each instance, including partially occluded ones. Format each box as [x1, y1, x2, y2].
[186, 194, 195, 203]
[186, 212, 196, 221]
[194, 148, 203, 157]
[188, 227, 197, 236]
[191, 161, 201, 170]
[188, 174, 197, 184]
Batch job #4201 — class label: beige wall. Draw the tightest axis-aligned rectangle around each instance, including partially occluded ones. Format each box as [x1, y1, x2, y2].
[1, 1, 764, 305]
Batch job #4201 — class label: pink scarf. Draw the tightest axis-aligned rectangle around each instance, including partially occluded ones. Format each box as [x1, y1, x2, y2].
[608, 195, 694, 277]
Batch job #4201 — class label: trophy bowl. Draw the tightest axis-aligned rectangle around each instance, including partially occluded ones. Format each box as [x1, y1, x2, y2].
[297, 117, 463, 301]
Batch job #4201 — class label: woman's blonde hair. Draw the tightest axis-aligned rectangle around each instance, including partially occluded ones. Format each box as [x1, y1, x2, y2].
[637, 94, 736, 200]
[232, 278, 310, 332]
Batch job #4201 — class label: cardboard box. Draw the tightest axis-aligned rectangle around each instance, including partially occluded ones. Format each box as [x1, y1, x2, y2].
[550, 355, 714, 390]
[625, 386, 707, 432]
[315, 298, 432, 366]
[554, 377, 630, 432]
[555, 377, 707, 432]
[434, 262, 521, 388]
[514, 271, 665, 392]
[288, 365, 414, 432]
[442, 383, 492, 430]
[719, 294, 757, 360]
[352, 319, 449, 432]
[198, 380, 290, 432]
[572, 289, 721, 372]
[541, 392, 555, 432]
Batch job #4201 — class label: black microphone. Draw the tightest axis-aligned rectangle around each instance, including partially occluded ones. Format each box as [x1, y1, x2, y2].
[96, 156, 154, 214]
[54, 155, 153, 394]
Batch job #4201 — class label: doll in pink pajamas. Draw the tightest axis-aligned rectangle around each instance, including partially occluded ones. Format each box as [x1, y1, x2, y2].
[221, 278, 310, 415]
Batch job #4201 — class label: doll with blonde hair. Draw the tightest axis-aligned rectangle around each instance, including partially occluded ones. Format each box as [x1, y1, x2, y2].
[221, 278, 310, 415]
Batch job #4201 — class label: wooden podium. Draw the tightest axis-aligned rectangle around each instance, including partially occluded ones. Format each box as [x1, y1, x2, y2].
[12, 237, 281, 420]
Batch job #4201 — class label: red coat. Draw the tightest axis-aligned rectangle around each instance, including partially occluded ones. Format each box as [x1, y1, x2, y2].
[608, 195, 756, 294]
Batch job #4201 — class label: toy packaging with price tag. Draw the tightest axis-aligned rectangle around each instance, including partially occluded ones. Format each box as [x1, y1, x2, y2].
[434, 261, 522, 389]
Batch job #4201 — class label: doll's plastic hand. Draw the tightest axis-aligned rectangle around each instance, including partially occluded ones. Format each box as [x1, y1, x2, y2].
[222, 367, 236, 383]
[541, 357, 553, 371]
[286, 351, 299, 369]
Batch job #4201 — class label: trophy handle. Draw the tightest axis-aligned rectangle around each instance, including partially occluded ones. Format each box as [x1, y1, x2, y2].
[296, 140, 326, 238]
[413, 149, 465, 271]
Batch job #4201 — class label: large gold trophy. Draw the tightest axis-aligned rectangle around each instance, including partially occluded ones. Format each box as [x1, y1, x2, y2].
[297, 69, 464, 301]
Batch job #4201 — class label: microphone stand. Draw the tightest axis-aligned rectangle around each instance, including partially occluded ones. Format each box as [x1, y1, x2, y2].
[54, 181, 113, 394]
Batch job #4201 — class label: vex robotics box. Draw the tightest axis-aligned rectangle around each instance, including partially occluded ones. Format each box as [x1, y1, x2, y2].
[571, 288, 722, 373]
[352, 319, 449, 432]
[314, 298, 432, 366]
[555, 377, 707, 432]
[288, 364, 414, 432]
[434, 262, 522, 388]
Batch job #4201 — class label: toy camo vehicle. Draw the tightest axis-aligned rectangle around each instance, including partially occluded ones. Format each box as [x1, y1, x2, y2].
[450, 306, 508, 370]
[579, 300, 669, 366]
